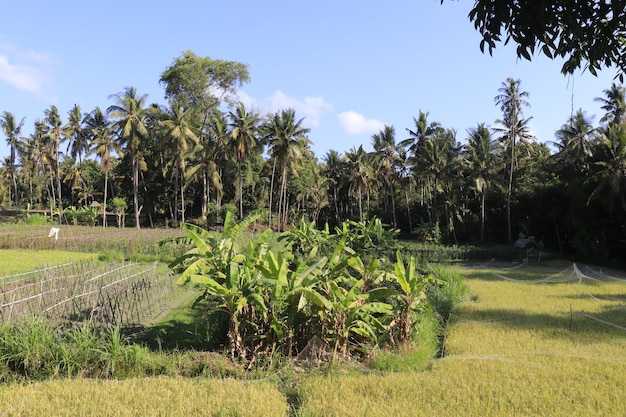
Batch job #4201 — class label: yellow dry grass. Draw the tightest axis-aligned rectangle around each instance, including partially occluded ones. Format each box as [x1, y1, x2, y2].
[0, 377, 288, 417]
[299, 262, 626, 416]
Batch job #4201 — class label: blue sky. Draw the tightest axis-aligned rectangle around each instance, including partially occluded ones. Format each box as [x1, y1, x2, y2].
[0, 0, 620, 160]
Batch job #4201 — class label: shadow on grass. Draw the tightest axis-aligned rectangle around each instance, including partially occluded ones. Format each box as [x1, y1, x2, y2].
[456, 306, 626, 341]
[130, 292, 228, 352]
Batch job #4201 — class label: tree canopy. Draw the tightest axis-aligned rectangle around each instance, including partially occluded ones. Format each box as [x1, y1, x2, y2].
[445, 0, 626, 79]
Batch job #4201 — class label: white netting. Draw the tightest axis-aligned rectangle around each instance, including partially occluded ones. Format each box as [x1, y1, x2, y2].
[465, 260, 626, 335]
[485, 262, 626, 284]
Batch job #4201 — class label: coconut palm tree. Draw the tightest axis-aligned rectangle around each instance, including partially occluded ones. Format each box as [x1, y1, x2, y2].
[160, 100, 199, 224]
[265, 108, 311, 230]
[494, 77, 532, 243]
[588, 122, 626, 213]
[322, 149, 346, 225]
[228, 102, 261, 218]
[554, 109, 598, 176]
[86, 107, 118, 227]
[186, 114, 226, 221]
[396, 146, 413, 234]
[1, 111, 25, 210]
[371, 125, 400, 228]
[595, 83, 626, 126]
[64, 104, 91, 205]
[344, 145, 372, 222]
[413, 128, 462, 241]
[43, 106, 64, 222]
[464, 123, 501, 241]
[402, 110, 440, 154]
[107, 87, 149, 229]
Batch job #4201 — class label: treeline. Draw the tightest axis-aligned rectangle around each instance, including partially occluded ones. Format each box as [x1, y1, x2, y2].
[1, 51, 625, 265]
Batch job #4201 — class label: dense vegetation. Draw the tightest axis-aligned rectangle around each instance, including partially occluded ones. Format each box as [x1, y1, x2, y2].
[1, 51, 625, 266]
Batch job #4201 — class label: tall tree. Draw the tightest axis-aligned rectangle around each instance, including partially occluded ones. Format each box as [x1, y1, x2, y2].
[464, 123, 500, 241]
[595, 83, 626, 126]
[322, 149, 346, 225]
[344, 145, 372, 222]
[265, 108, 311, 230]
[159, 51, 250, 132]
[1, 111, 25, 210]
[86, 107, 118, 227]
[64, 104, 90, 205]
[402, 110, 440, 154]
[107, 87, 149, 229]
[588, 122, 626, 213]
[160, 100, 199, 224]
[371, 125, 400, 228]
[43, 105, 64, 221]
[554, 110, 598, 177]
[494, 78, 533, 243]
[228, 103, 261, 218]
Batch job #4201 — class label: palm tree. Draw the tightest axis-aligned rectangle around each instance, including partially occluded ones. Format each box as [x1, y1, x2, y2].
[402, 110, 440, 154]
[17, 134, 37, 209]
[344, 145, 371, 222]
[413, 128, 462, 241]
[494, 77, 532, 244]
[43, 105, 64, 222]
[554, 109, 598, 176]
[396, 146, 413, 234]
[1, 111, 25, 210]
[64, 104, 90, 204]
[30, 120, 56, 217]
[464, 123, 500, 241]
[265, 108, 311, 230]
[107, 87, 149, 229]
[160, 100, 199, 224]
[371, 125, 400, 228]
[322, 149, 346, 225]
[595, 83, 626, 126]
[86, 107, 118, 227]
[228, 102, 261, 218]
[186, 113, 226, 222]
[588, 123, 626, 213]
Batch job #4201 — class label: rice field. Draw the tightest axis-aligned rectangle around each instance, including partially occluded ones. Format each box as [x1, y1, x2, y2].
[1, 256, 625, 416]
[299, 260, 626, 416]
[0, 224, 187, 257]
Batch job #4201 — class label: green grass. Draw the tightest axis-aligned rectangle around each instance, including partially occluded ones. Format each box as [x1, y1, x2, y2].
[0, 249, 97, 274]
[132, 289, 228, 352]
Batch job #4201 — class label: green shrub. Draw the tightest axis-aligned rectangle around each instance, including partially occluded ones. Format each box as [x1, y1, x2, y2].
[98, 251, 125, 262]
[26, 214, 49, 225]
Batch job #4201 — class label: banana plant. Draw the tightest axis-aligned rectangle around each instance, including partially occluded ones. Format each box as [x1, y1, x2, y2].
[391, 250, 436, 343]
[169, 210, 268, 359]
[258, 249, 331, 356]
[325, 278, 392, 357]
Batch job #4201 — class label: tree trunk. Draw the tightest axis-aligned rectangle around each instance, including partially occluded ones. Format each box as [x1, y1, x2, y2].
[103, 171, 109, 228]
[132, 154, 140, 229]
[390, 182, 397, 229]
[238, 164, 243, 219]
[55, 142, 63, 224]
[180, 165, 186, 224]
[201, 171, 208, 221]
[269, 159, 277, 229]
[405, 189, 412, 234]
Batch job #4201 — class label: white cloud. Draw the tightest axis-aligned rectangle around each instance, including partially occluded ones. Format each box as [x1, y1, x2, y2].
[0, 56, 46, 93]
[241, 89, 333, 127]
[337, 111, 385, 135]
[0, 39, 54, 102]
